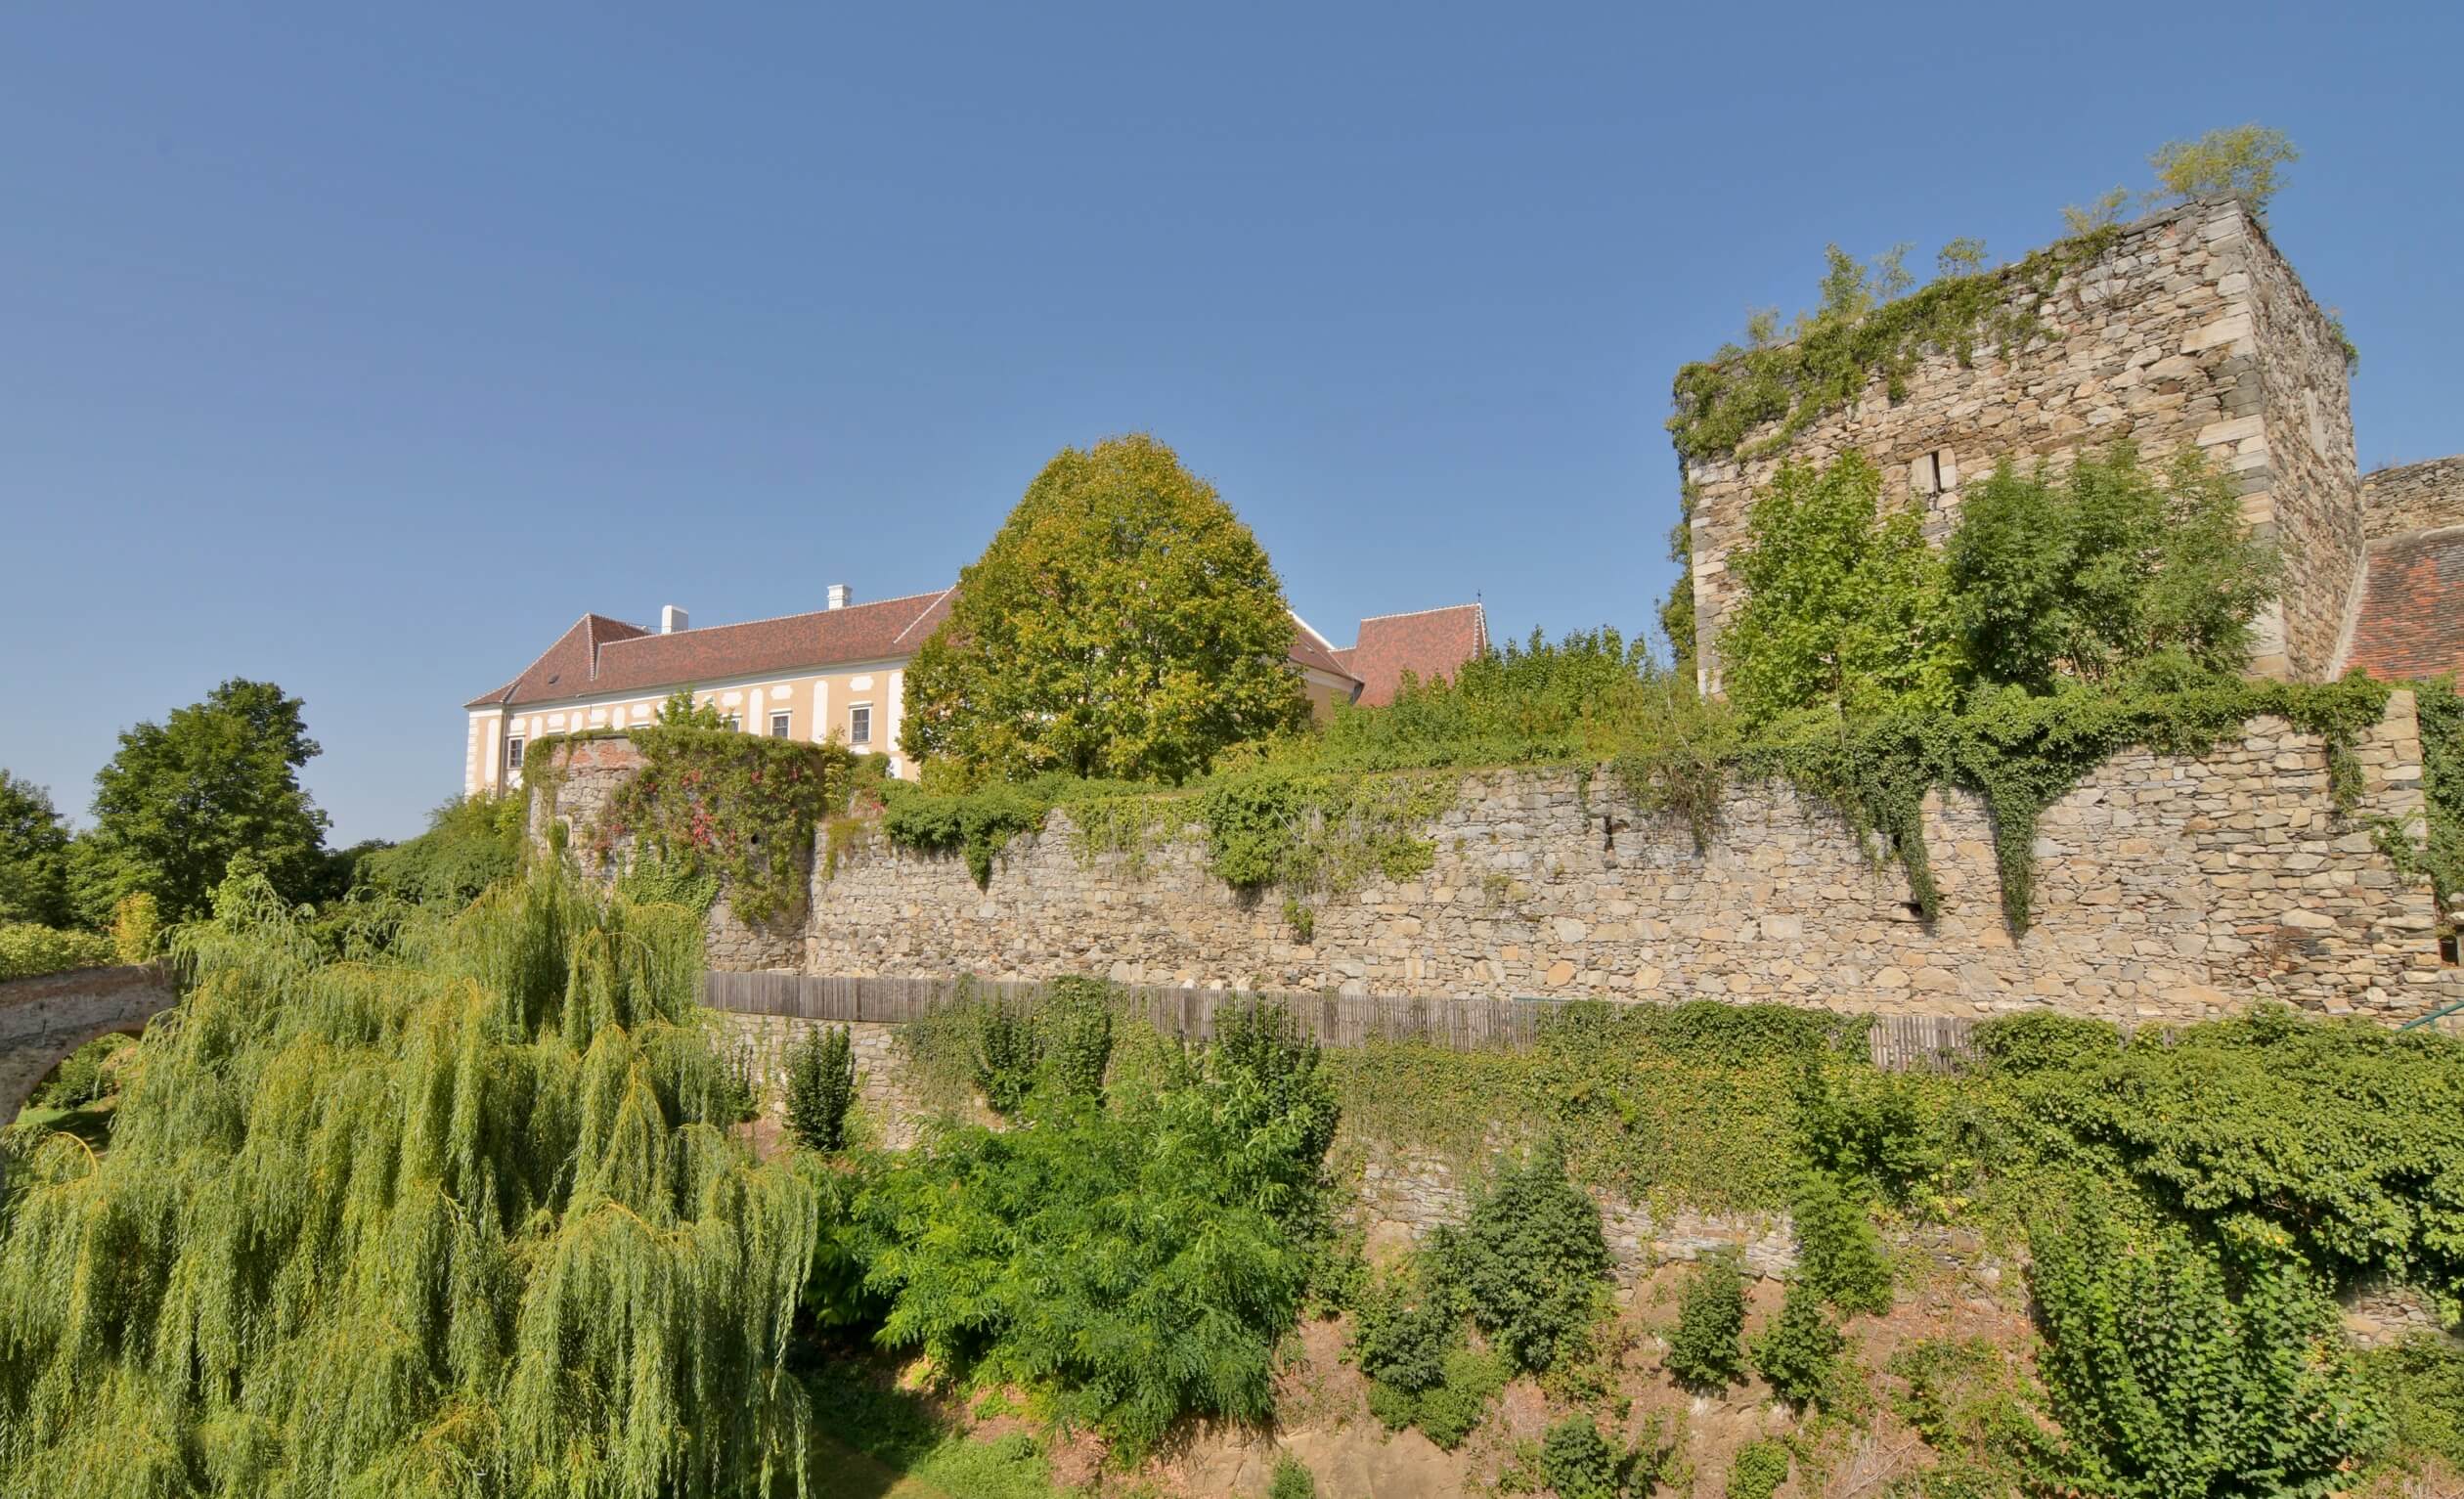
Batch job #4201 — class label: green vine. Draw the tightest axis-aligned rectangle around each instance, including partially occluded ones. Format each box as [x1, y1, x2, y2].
[589, 726, 855, 925]
[1667, 227, 2124, 465]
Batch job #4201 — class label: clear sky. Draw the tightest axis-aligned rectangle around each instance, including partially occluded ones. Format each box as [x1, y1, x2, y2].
[2, 4, 2455, 844]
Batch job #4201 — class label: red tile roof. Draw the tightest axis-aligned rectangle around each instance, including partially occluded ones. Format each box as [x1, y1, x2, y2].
[467, 591, 952, 709]
[2347, 528, 2464, 682]
[1346, 603, 1490, 707]
[469, 589, 1384, 710]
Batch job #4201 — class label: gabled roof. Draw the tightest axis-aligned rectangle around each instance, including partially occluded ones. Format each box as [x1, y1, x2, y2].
[1345, 603, 1490, 708]
[467, 591, 952, 710]
[468, 588, 1371, 711]
[2346, 527, 2464, 682]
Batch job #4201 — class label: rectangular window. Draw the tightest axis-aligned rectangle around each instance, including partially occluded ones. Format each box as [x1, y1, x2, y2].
[850, 704, 872, 745]
[505, 735, 524, 772]
[769, 711, 791, 738]
[722, 714, 741, 732]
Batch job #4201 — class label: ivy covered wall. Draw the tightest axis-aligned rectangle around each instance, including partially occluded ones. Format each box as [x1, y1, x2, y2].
[800, 695, 2450, 1025]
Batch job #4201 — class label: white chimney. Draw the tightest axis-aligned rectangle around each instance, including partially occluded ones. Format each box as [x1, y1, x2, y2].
[660, 604, 689, 635]
[826, 584, 852, 610]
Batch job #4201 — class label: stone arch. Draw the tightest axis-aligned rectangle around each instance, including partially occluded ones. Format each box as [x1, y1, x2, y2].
[0, 965, 179, 1123]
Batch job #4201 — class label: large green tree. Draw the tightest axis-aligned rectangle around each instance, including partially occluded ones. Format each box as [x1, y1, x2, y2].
[1946, 445, 2276, 691]
[901, 433, 1310, 783]
[74, 678, 330, 922]
[0, 771, 73, 927]
[1720, 453, 1959, 726]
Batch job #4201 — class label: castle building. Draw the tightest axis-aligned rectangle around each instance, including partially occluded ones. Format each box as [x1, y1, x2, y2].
[461, 588, 1487, 797]
[1677, 198, 2462, 696]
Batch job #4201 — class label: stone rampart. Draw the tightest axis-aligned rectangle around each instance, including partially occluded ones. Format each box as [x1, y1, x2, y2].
[2362, 456, 2464, 541]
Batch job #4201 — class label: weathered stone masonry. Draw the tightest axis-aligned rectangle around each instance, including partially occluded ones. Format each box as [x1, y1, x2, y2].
[789, 693, 2446, 1025]
[1684, 198, 2362, 691]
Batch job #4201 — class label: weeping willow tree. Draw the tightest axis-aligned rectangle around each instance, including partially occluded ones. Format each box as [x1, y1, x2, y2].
[0, 871, 826, 1499]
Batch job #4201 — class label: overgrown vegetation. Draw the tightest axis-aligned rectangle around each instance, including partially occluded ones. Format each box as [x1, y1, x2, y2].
[785, 1024, 858, 1152]
[0, 921, 115, 980]
[0, 870, 824, 1497]
[1664, 1254, 1747, 1390]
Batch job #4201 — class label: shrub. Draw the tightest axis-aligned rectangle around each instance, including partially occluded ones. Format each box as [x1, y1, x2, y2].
[2364, 1334, 2464, 1476]
[1041, 975, 1115, 1102]
[974, 997, 1040, 1116]
[1350, 1261, 1462, 1396]
[859, 1017, 1340, 1456]
[1665, 1254, 1748, 1389]
[1540, 1413, 1618, 1499]
[0, 922, 114, 980]
[1444, 1136, 1613, 1374]
[785, 1024, 858, 1152]
[1414, 1346, 1508, 1450]
[355, 792, 526, 907]
[110, 893, 160, 964]
[1751, 1282, 1845, 1408]
[1724, 1439, 1791, 1499]
[2028, 1201, 2386, 1497]
[1791, 1169, 1893, 1316]
[1268, 1453, 1318, 1499]
[30, 1032, 132, 1109]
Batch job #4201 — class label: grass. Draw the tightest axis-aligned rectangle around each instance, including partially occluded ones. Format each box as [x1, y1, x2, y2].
[804, 1357, 1065, 1499]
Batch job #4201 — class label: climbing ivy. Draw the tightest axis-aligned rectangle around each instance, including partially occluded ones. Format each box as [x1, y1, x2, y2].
[1667, 227, 2124, 465]
[581, 727, 855, 925]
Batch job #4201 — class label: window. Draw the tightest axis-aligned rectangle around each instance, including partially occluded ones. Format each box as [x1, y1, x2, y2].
[769, 711, 791, 738]
[722, 714, 742, 732]
[849, 704, 872, 745]
[505, 735, 524, 772]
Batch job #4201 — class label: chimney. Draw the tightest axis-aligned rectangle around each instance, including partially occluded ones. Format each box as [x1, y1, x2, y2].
[660, 604, 689, 635]
[826, 584, 852, 610]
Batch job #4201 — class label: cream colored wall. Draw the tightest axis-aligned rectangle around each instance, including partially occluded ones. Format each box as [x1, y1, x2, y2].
[464, 661, 918, 796]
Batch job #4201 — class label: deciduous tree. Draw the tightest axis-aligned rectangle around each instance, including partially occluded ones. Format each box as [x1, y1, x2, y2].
[73, 678, 330, 921]
[0, 770, 72, 927]
[901, 434, 1310, 784]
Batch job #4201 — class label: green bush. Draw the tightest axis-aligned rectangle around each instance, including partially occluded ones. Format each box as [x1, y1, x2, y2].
[1443, 1137, 1612, 1374]
[1539, 1413, 1618, 1499]
[2364, 1334, 2464, 1476]
[1724, 1439, 1791, 1499]
[858, 1018, 1340, 1455]
[2028, 1200, 2385, 1497]
[30, 1032, 132, 1109]
[355, 793, 526, 907]
[1350, 1261, 1462, 1397]
[1268, 1453, 1318, 1499]
[0, 922, 114, 980]
[1413, 1346, 1508, 1450]
[973, 997, 1040, 1117]
[1791, 1169, 1893, 1316]
[1750, 1282, 1845, 1408]
[785, 1025, 858, 1152]
[1665, 1255, 1747, 1389]
[1041, 975, 1115, 1102]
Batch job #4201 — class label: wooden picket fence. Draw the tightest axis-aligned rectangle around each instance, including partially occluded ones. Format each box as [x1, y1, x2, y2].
[697, 971, 1982, 1072]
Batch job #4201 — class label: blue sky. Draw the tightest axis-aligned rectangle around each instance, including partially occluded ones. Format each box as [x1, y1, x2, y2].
[3, 4, 2455, 843]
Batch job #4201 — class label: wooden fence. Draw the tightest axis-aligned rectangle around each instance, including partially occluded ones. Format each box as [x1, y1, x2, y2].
[697, 971, 1982, 1072]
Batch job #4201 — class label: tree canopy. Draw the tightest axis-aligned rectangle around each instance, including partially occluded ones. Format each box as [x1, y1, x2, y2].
[900, 434, 1310, 784]
[73, 678, 330, 922]
[0, 772, 72, 928]
[1719, 453, 1959, 726]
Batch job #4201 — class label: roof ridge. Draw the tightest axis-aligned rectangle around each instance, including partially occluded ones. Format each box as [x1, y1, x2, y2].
[891, 586, 959, 646]
[594, 588, 952, 652]
[1356, 602, 1484, 625]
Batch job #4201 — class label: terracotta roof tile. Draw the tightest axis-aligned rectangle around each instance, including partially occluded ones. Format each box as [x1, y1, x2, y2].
[2347, 528, 2464, 682]
[469, 587, 1365, 709]
[1347, 603, 1490, 707]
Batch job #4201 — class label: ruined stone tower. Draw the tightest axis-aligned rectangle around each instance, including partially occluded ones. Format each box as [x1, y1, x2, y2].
[1676, 198, 2366, 694]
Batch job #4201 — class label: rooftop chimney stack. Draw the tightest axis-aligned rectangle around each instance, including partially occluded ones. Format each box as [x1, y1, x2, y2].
[660, 604, 689, 635]
[826, 584, 852, 610]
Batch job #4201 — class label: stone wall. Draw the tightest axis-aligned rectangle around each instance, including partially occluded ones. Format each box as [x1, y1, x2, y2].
[1683, 198, 2362, 690]
[806, 695, 2448, 1024]
[2362, 456, 2464, 540]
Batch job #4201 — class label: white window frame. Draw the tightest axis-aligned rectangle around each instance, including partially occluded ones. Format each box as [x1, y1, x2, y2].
[505, 735, 525, 773]
[769, 711, 792, 738]
[849, 702, 873, 747]
[722, 713, 742, 732]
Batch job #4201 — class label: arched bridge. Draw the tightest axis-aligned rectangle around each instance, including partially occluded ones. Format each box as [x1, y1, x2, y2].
[0, 965, 178, 1122]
